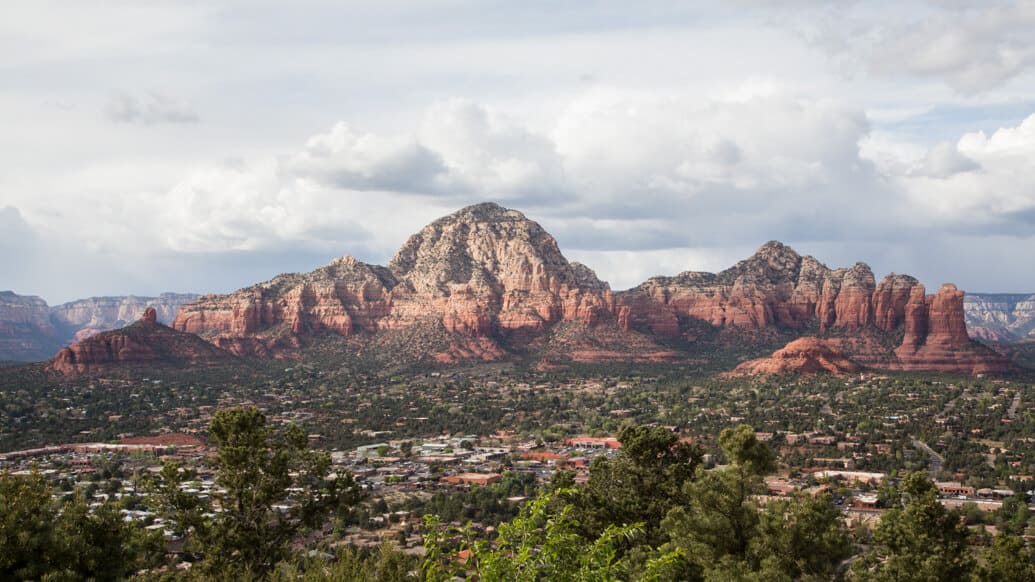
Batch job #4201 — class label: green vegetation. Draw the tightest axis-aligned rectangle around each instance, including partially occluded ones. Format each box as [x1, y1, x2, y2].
[147, 407, 360, 579]
[4, 410, 1035, 580]
[0, 471, 161, 580]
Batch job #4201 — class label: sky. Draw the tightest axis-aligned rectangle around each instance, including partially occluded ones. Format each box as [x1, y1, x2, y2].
[2, 0, 1034, 304]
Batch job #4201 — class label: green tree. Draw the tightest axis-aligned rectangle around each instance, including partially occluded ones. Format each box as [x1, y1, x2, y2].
[977, 533, 1035, 582]
[754, 495, 853, 581]
[664, 425, 775, 564]
[573, 425, 701, 546]
[0, 470, 59, 580]
[423, 492, 642, 582]
[850, 472, 973, 581]
[153, 407, 360, 579]
[0, 470, 160, 581]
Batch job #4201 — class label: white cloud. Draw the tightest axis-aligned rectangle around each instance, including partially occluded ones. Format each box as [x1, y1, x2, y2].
[894, 113, 1035, 228]
[288, 122, 446, 193]
[418, 100, 569, 201]
[105, 92, 199, 125]
[4, 1, 1035, 300]
[913, 142, 980, 178]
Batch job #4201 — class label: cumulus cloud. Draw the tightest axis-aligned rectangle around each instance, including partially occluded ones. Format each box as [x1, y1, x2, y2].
[133, 91, 909, 274]
[418, 100, 570, 202]
[287, 123, 446, 193]
[893, 113, 1035, 231]
[105, 91, 199, 124]
[771, 0, 1035, 94]
[0, 206, 36, 256]
[912, 142, 980, 178]
[866, 1, 1035, 94]
[18, 92, 1035, 297]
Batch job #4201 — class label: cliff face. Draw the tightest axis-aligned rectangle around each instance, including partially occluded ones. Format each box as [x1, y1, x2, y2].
[175, 203, 614, 359]
[614, 242, 914, 335]
[963, 293, 1035, 342]
[51, 293, 200, 342]
[0, 291, 202, 362]
[0, 291, 63, 361]
[49, 308, 237, 376]
[172, 203, 1009, 375]
[892, 284, 1010, 375]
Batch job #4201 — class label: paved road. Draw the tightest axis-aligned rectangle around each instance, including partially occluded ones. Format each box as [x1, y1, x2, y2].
[1008, 390, 1022, 420]
[911, 437, 944, 480]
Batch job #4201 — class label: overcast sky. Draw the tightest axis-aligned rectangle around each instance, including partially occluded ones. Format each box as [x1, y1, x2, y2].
[3, 0, 1034, 303]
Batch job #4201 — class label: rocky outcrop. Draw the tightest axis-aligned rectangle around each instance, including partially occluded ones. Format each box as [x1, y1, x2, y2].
[615, 243, 914, 335]
[733, 337, 861, 376]
[964, 293, 1035, 343]
[0, 291, 202, 362]
[50, 293, 200, 342]
[176, 203, 614, 359]
[892, 284, 1011, 375]
[0, 291, 63, 361]
[170, 203, 1010, 375]
[49, 311, 237, 376]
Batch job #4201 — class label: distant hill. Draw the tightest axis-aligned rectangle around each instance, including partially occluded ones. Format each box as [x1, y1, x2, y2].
[0, 291, 199, 362]
[964, 293, 1035, 343]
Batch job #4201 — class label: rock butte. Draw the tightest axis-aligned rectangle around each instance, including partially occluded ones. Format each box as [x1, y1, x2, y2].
[734, 337, 861, 376]
[156, 202, 1006, 375]
[49, 308, 236, 376]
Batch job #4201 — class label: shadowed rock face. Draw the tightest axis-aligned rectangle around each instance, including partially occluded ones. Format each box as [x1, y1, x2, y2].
[0, 291, 62, 361]
[171, 203, 1009, 375]
[49, 310, 237, 376]
[50, 293, 199, 343]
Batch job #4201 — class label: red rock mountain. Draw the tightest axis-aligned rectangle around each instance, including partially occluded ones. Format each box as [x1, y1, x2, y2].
[173, 203, 1008, 375]
[175, 203, 615, 361]
[50, 307, 238, 376]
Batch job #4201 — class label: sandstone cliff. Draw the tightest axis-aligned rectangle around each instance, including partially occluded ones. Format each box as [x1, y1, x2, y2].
[175, 203, 615, 360]
[0, 291, 63, 361]
[615, 242, 912, 335]
[963, 293, 1035, 342]
[891, 284, 1010, 375]
[51, 293, 200, 342]
[49, 308, 237, 376]
[172, 203, 1009, 375]
[0, 291, 202, 362]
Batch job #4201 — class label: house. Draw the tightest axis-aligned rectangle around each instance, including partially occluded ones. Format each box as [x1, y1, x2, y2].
[442, 473, 502, 487]
[564, 437, 621, 450]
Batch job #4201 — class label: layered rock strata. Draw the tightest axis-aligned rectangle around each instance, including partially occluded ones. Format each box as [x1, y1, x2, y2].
[0, 291, 63, 361]
[50, 308, 236, 376]
[173, 203, 1008, 375]
[963, 293, 1035, 342]
[51, 293, 200, 342]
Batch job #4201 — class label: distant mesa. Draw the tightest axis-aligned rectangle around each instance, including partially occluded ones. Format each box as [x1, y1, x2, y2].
[171, 202, 1011, 376]
[0, 291, 200, 362]
[963, 293, 1035, 343]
